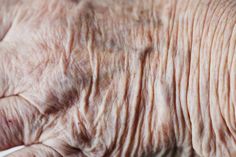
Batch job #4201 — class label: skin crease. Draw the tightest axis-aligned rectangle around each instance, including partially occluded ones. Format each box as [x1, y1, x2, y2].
[0, 0, 236, 156]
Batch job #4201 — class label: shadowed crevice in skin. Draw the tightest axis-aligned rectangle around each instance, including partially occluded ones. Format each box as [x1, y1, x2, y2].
[0, 23, 12, 42]
[43, 88, 79, 115]
[122, 46, 153, 157]
[41, 137, 85, 157]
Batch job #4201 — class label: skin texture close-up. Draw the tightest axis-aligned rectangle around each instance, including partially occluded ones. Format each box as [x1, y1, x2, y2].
[0, 0, 236, 156]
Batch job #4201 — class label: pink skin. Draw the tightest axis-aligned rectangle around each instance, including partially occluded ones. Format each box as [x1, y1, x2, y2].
[1, 0, 236, 156]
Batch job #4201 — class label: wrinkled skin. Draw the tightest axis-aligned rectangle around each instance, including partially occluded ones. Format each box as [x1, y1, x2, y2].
[0, 0, 236, 156]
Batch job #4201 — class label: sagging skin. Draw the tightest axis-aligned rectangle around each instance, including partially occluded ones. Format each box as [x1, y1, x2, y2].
[0, 0, 236, 156]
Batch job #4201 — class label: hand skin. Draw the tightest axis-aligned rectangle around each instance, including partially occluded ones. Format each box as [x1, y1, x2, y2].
[0, 0, 236, 156]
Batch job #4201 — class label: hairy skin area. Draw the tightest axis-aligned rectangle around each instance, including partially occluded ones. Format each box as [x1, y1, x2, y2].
[0, 0, 236, 156]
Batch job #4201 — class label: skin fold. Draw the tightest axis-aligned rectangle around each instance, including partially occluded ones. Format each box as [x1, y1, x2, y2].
[0, 0, 236, 156]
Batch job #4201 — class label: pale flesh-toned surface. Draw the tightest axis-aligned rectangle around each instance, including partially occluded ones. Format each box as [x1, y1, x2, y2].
[0, 0, 236, 156]
[0, 146, 24, 156]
